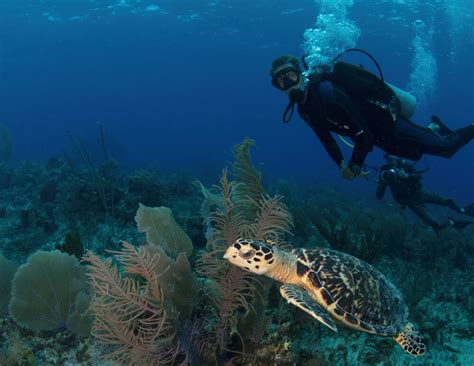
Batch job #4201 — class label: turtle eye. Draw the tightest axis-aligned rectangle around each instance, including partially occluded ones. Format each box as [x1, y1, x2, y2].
[240, 249, 255, 259]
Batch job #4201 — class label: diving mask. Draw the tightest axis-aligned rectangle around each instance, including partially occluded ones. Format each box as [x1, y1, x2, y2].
[272, 67, 301, 91]
[272, 62, 307, 123]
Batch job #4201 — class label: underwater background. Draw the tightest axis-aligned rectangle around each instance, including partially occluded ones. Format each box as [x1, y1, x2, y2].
[0, 0, 473, 365]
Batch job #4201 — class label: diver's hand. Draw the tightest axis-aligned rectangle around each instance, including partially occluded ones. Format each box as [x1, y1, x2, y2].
[340, 162, 369, 180]
[340, 161, 356, 180]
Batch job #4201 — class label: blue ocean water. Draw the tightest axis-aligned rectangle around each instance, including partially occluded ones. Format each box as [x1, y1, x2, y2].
[0, 0, 473, 201]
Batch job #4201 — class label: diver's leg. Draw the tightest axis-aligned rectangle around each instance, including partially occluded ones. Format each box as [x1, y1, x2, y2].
[408, 203, 445, 231]
[394, 117, 474, 158]
[417, 189, 463, 213]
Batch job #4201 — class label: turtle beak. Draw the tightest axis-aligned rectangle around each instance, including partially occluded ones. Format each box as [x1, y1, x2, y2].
[223, 247, 232, 260]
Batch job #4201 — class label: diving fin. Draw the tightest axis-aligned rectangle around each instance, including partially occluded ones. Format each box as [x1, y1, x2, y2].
[429, 115, 453, 136]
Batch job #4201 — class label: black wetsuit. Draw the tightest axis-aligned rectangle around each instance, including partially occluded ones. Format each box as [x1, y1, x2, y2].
[376, 161, 465, 230]
[297, 66, 474, 170]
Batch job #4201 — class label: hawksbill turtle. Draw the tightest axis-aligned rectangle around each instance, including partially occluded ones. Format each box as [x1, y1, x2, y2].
[223, 239, 426, 356]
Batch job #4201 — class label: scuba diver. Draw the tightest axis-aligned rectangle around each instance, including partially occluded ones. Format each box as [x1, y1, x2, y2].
[270, 51, 474, 180]
[376, 154, 474, 231]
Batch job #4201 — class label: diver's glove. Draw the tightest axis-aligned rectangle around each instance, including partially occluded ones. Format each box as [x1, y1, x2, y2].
[340, 161, 369, 180]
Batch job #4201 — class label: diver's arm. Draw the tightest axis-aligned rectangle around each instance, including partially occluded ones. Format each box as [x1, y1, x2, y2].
[396, 167, 422, 183]
[332, 86, 372, 172]
[404, 172, 422, 183]
[348, 131, 371, 171]
[311, 126, 344, 167]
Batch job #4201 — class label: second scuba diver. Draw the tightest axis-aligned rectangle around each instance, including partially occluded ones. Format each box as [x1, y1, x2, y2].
[270, 52, 474, 180]
[376, 154, 474, 231]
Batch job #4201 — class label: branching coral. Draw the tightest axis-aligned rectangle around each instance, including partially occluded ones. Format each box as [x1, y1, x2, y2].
[231, 138, 264, 208]
[197, 166, 293, 360]
[197, 171, 258, 295]
[85, 203, 200, 364]
[84, 242, 179, 365]
[243, 195, 293, 241]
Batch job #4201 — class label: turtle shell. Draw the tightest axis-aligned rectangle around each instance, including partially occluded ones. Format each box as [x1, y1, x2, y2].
[294, 247, 407, 336]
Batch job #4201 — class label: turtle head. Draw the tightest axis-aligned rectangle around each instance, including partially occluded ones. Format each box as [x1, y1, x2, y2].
[223, 239, 275, 275]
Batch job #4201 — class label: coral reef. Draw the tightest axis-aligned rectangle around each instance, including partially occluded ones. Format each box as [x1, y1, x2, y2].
[0, 138, 472, 365]
[0, 154, 204, 262]
[0, 253, 16, 315]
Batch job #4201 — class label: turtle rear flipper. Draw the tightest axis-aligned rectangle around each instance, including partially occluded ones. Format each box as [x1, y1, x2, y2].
[280, 284, 337, 332]
[394, 323, 426, 356]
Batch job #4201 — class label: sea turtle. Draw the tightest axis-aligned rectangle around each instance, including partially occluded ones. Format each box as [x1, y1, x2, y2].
[223, 239, 425, 356]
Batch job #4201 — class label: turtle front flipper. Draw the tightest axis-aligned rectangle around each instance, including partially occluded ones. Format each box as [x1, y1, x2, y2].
[394, 323, 426, 356]
[280, 284, 337, 332]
